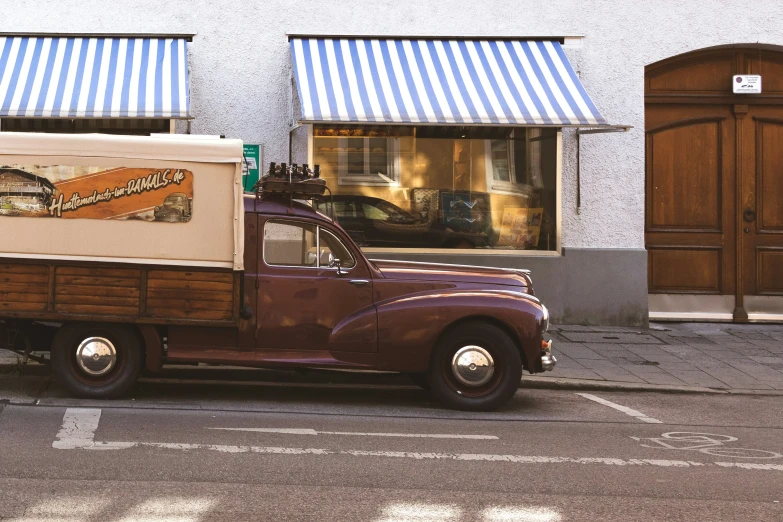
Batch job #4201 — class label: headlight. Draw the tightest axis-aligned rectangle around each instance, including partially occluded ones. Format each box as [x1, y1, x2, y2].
[541, 304, 550, 332]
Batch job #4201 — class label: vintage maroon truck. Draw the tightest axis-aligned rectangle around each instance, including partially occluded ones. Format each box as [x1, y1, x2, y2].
[0, 133, 554, 411]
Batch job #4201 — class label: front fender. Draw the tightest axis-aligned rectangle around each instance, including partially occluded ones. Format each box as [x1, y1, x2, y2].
[376, 289, 545, 372]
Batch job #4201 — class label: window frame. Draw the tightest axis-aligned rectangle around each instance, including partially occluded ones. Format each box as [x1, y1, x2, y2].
[336, 136, 401, 187]
[262, 218, 356, 270]
[307, 126, 564, 256]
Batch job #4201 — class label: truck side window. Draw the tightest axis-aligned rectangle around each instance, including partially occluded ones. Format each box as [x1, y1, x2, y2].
[264, 220, 317, 267]
[319, 228, 356, 269]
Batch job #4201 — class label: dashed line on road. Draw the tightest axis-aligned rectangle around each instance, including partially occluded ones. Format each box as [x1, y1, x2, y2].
[50, 408, 783, 472]
[576, 393, 663, 424]
[207, 427, 498, 439]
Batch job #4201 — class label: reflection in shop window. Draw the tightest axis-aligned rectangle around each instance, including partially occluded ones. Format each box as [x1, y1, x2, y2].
[312, 125, 558, 251]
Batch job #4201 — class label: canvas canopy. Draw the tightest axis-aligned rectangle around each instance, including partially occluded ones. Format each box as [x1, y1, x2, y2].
[0, 132, 244, 270]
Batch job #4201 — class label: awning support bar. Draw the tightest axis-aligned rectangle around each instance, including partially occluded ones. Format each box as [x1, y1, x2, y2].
[575, 125, 632, 213]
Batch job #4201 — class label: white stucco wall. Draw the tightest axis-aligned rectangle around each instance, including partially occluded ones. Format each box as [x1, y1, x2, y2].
[4, 0, 783, 250]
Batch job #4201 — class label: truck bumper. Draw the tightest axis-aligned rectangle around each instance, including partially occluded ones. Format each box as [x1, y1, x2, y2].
[540, 339, 557, 372]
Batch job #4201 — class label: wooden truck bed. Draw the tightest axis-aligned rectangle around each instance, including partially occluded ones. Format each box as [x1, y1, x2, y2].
[0, 259, 241, 327]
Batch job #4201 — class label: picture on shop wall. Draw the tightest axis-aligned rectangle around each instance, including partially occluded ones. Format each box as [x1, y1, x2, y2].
[497, 207, 544, 248]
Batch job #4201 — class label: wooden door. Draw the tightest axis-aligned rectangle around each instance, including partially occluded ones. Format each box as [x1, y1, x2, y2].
[645, 104, 736, 306]
[740, 107, 783, 317]
[646, 45, 783, 320]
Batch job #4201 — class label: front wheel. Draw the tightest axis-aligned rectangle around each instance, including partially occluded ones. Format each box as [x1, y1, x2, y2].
[428, 322, 522, 411]
[51, 323, 143, 399]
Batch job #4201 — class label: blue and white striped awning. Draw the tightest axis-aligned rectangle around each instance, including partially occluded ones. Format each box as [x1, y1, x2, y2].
[0, 36, 190, 118]
[290, 38, 606, 126]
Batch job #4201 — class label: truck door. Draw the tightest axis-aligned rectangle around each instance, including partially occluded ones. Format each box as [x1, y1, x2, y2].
[256, 217, 377, 355]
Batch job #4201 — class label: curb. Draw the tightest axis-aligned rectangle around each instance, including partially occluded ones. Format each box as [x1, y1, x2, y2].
[521, 376, 783, 396]
[3, 363, 783, 397]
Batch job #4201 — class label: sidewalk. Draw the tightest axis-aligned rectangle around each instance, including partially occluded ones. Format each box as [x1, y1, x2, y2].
[2, 322, 783, 395]
[534, 322, 783, 394]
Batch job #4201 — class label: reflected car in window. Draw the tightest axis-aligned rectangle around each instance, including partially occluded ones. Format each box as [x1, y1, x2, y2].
[317, 194, 493, 249]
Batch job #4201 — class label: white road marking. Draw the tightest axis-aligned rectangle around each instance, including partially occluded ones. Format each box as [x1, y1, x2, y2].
[482, 506, 562, 522]
[53, 408, 102, 449]
[208, 427, 498, 440]
[375, 502, 462, 522]
[117, 497, 216, 522]
[52, 409, 783, 472]
[576, 393, 663, 423]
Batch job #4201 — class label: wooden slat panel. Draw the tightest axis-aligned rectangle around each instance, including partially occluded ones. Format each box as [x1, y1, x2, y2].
[148, 270, 234, 283]
[0, 264, 49, 275]
[57, 295, 141, 307]
[146, 308, 233, 320]
[146, 279, 233, 292]
[144, 269, 236, 321]
[0, 282, 49, 295]
[0, 264, 50, 313]
[56, 304, 139, 316]
[147, 288, 233, 302]
[55, 266, 141, 314]
[649, 248, 722, 293]
[0, 292, 48, 303]
[57, 285, 140, 298]
[0, 272, 49, 284]
[57, 266, 141, 278]
[55, 275, 140, 287]
[147, 298, 233, 312]
[0, 301, 48, 312]
[0, 259, 237, 325]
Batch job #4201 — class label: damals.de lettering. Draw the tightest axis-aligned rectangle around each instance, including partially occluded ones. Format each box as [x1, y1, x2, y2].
[49, 169, 187, 217]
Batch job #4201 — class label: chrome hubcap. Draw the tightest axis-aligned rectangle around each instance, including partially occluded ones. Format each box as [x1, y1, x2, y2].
[76, 337, 117, 376]
[451, 345, 494, 387]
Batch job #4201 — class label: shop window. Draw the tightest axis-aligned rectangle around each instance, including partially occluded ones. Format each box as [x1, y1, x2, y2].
[313, 125, 559, 252]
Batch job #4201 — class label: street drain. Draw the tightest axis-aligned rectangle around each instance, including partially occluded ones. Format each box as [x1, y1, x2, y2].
[603, 336, 620, 340]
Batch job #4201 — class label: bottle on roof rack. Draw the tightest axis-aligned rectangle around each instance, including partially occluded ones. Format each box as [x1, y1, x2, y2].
[253, 160, 327, 198]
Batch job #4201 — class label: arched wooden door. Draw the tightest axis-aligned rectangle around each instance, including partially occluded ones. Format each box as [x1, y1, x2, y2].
[646, 45, 783, 321]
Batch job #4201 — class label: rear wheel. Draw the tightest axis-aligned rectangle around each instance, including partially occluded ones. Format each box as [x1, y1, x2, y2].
[427, 321, 522, 411]
[51, 323, 143, 399]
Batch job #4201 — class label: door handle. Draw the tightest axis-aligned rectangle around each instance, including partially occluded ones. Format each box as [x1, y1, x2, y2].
[743, 208, 756, 222]
[349, 279, 370, 286]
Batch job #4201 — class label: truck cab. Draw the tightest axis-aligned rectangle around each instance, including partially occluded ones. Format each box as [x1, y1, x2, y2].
[160, 193, 554, 411]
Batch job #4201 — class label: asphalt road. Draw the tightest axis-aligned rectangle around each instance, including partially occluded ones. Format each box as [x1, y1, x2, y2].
[0, 373, 782, 521]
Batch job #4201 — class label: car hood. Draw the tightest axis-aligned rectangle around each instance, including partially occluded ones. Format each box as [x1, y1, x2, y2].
[370, 259, 533, 294]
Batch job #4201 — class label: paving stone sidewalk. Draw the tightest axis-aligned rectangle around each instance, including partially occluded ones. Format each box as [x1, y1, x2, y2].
[546, 322, 783, 392]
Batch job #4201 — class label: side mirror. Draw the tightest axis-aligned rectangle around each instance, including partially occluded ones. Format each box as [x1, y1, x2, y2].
[328, 254, 343, 275]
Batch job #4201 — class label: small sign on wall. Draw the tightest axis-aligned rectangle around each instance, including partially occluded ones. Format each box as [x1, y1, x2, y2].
[242, 144, 262, 191]
[733, 75, 762, 94]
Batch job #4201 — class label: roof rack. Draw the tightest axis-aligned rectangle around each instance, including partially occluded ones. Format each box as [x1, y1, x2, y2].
[252, 162, 335, 220]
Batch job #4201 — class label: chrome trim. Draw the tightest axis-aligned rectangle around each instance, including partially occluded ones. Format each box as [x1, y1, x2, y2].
[540, 340, 556, 372]
[76, 337, 117, 376]
[541, 304, 550, 332]
[451, 345, 495, 387]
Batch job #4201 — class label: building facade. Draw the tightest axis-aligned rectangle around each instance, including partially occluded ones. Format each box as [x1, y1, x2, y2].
[2, 0, 783, 325]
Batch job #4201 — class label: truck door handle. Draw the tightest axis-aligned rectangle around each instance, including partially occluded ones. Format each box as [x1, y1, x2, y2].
[349, 279, 370, 286]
